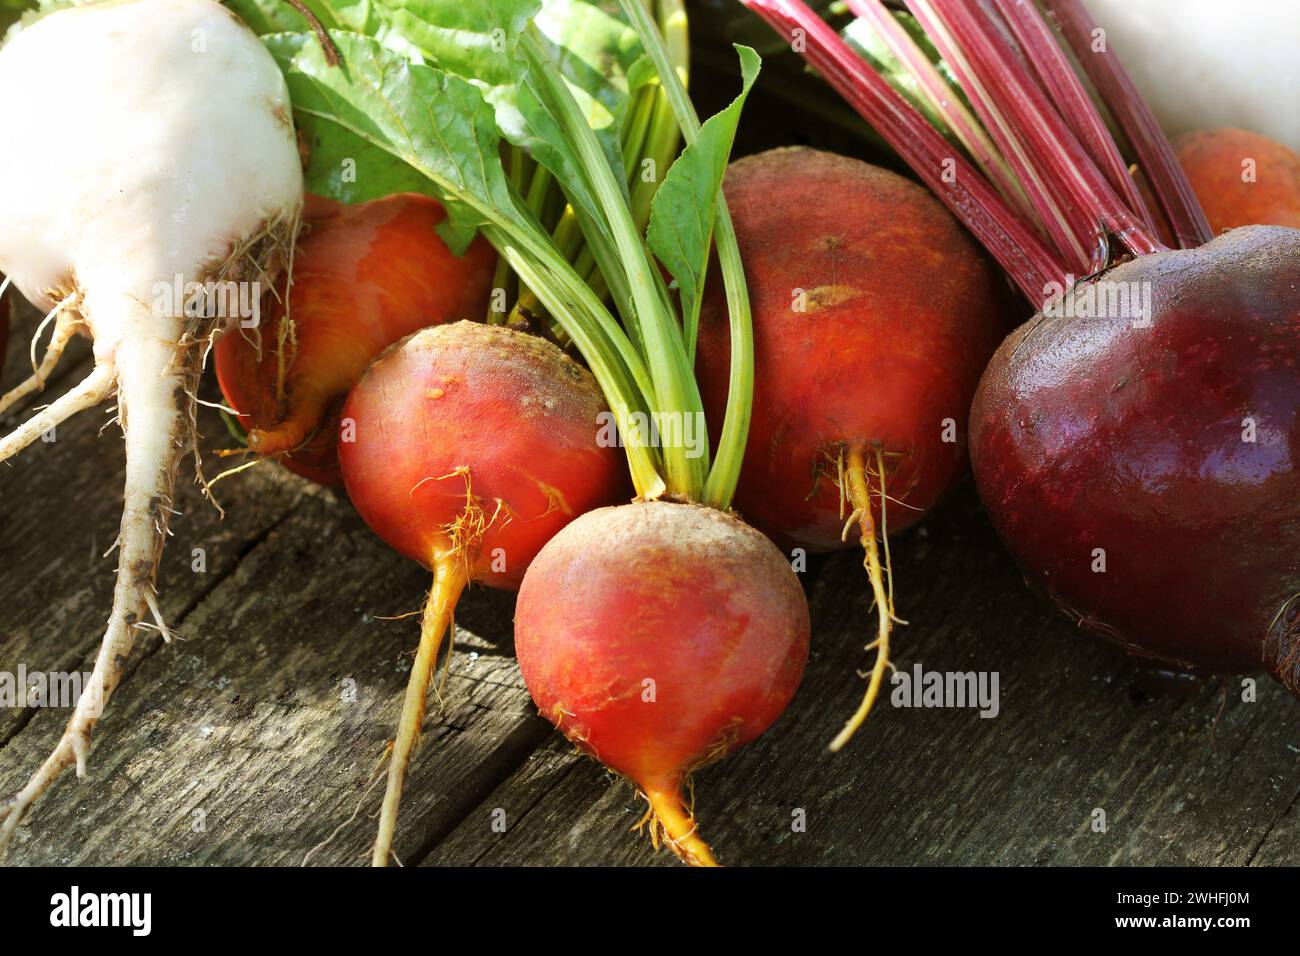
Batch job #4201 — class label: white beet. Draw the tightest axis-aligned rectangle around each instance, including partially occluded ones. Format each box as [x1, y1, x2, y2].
[0, 0, 303, 851]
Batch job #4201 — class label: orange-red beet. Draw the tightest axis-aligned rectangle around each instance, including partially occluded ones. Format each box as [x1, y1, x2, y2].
[338, 321, 627, 864]
[695, 147, 1006, 749]
[1175, 128, 1300, 233]
[339, 321, 626, 590]
[216, 193, 495, 485]
[515, 500, 809, 866]
[697, 147, 1007, 551]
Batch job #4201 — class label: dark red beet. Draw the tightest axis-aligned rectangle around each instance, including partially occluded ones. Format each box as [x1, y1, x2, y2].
[970, 225, 1300, 690]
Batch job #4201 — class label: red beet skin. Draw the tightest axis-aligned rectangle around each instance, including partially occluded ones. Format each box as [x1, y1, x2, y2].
[515, 500, 809, 864]
[338, 321, 626, 590]
[971, 225, 1300, 690]
[696, 147, 1007, 550]
[216, 193, 496, 485]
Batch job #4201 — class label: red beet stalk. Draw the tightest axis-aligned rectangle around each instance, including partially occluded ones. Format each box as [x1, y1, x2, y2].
[743, 0, 1209, 298]
[987, 0, 1157, 235]
[906, 0, 1165, 264]
[1040, 0, 1213, 248]
[741, 0, 1066, 301]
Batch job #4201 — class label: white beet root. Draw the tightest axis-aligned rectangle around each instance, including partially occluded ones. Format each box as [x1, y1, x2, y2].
[0, 0, 303, 852]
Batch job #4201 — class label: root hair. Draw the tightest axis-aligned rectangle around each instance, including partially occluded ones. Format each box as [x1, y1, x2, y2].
[828, 442, 906, 752]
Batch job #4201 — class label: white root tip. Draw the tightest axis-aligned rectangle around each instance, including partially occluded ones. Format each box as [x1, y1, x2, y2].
[0, 336, 186, 857]
[144, 589, 174, 644]
[0, 303, 78, 418]
[0, 363, 114, 463]
[71, 732, 89, 778]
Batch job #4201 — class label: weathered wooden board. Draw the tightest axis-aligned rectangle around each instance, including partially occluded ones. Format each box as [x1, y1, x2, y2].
[424, 494, 1300, 867]
[2, 299, 1298, 867]
[1, 489, 552, 866]
[0, 305, 544, 864]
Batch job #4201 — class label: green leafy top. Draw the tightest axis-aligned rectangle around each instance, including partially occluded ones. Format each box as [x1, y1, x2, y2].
[265, 0, 758, 509]
[646, 44, 758, 360]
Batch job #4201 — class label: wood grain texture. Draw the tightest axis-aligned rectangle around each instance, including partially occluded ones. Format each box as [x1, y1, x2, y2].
[424, 495, 1300, 867]
[2, 306, 1298, 867]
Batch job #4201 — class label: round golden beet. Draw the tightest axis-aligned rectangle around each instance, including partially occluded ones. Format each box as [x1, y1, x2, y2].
[1175, 128, 1300, 233]
[216, 193, 496, 485]
[516, 500, 809, 866]
[338, 321, 627, 865]
[698, 147, 1007, 550]
[696, 147, 1007, 749]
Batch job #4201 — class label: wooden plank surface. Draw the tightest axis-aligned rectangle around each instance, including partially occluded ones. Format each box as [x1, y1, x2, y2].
[2, 294, 1299, 867]
[424, 496, 1300, 867]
